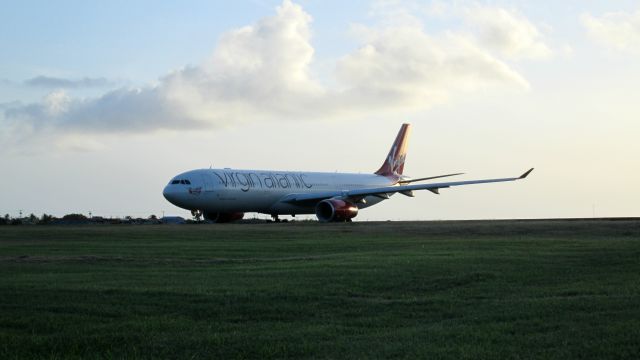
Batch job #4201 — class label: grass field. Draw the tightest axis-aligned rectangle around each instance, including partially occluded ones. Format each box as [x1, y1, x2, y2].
[1, 220, 639, 359]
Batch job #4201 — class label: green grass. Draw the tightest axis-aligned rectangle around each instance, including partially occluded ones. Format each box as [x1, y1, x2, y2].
[1, 220, 639, 359]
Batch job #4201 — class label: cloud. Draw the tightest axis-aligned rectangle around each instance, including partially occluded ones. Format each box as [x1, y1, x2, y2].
[581, 9, 640, 53]
[3, 0, 320, 137]
[160, 0, 324, 122]
[5, 88, 196, 134]
[465, 7, 552, 60]
[0, 101, 22, 110]
[2, 0, 535, 149]
[24, 75, 114, 88]
[336, 27, 529, 108]
[54, 135, 107, 152]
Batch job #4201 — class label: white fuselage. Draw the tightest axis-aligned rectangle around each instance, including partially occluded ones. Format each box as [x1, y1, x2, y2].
[161, 124, 531, 221]
[162, 168, 395, 215]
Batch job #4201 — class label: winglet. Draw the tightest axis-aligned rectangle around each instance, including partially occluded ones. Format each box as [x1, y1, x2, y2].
[519, 168, 534, 179]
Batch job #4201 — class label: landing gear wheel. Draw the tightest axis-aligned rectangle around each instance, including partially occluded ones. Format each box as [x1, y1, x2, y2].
[191, 210, 203, 222]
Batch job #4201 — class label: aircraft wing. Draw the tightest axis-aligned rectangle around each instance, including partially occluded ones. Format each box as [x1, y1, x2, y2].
[281, 168, 533, 204]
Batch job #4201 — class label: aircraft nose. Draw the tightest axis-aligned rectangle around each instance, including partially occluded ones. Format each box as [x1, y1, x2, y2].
[163, 185, 177, 204]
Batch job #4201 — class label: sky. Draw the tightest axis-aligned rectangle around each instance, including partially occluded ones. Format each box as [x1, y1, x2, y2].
[1, 0, 639, 220]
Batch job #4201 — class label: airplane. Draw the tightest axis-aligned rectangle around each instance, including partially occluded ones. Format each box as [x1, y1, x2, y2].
[162, 123, 533, 223]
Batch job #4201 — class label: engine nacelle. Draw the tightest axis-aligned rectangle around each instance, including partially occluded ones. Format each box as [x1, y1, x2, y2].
[315, 199, 358, 222]
[203, 212, 245, 223]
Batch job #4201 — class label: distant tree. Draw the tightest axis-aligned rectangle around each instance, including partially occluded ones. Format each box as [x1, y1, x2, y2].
[3, 214, 9, 221]
[0, 217, 6, 225]
[39, 214, 54, 225]
[28, 213, 38, 224]
[62, 214, 88, 221]
[149, 214, 158, 220]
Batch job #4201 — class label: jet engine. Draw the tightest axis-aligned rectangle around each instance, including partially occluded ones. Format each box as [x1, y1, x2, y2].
[203, 212, 245, 223]
[315, 199, 358, 222]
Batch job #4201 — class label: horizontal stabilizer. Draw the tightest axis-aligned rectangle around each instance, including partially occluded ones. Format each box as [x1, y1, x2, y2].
[399, 172, 464, 184]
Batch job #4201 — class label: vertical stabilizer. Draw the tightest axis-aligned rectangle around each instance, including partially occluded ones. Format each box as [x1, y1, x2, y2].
[375, 123, 411, 177]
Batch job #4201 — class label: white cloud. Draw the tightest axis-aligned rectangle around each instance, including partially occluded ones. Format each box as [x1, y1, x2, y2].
[582, 9, 640, 53]
[2, 0, 533, 150]
[25, 76, 114, 88]
[466, 6, 552, 60]
[43, 90, 72, 116]
[4, 87, 194, 134]
[336, 26, 529, 108]
[367, 0, 427, 28]
[162, 0, 323, 123]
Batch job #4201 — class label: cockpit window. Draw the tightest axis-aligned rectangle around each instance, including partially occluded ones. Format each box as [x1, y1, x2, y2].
[171, 179, 192, 185]
[184, 180, 191, 185]
[171, 180, 180, 185]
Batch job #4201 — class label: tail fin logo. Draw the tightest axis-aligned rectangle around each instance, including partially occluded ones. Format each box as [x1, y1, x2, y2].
[375, 123, 411, 178]
[387, 145, 406, 176]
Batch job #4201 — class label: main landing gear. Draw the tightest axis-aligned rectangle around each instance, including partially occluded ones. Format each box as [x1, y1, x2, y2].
[191, 210, 203, 222]
[269, 214, 294, 223]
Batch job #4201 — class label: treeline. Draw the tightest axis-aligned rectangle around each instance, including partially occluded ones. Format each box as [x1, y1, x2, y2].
[0, 213, 166, 226]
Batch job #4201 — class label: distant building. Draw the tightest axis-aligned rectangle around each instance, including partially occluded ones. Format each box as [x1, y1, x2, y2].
[161, 216, 186, 224]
